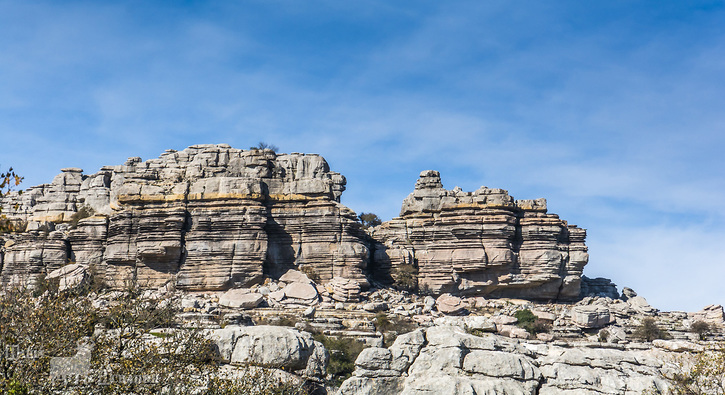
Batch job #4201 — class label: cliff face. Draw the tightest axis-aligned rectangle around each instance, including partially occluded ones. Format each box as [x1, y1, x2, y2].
[372, 170, 588, 300]
[0, 144, 369, 291]
[0, 145, 586, 300]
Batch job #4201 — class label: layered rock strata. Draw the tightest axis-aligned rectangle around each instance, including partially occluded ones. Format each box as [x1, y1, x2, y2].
[372, 170, 588, 300]
[1, 146, 587, 301]
[0, 145, 369, 291]
[338, 326, 671, 395]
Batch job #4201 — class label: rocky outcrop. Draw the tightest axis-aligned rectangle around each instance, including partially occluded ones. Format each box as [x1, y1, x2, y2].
[1, 145, 370, 291]
[1, 145, 587, 302]
[338, 326, 671, 395]
[210, 325, 328, 379]
[372, 170, 588, 300]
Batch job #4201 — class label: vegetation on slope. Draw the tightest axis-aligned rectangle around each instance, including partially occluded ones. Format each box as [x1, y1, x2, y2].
[0, 283, 308, 394]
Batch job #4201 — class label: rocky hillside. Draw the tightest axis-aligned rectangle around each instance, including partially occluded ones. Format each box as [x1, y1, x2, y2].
[0, 144, 587, 302]
[1, 144, 724, 394]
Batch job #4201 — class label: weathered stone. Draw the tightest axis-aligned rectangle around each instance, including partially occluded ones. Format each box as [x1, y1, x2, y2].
[652, 339, 704, 352]
[436, 293, 466, 315]
[1, 146, 590, 302]
[218, 289, 264, 309]
[491, 315, 518, 326]
[0, 145, 374, 293]
[328, 276, 362, 302]
[372, 170, 588, 300]
[498, 325, 530, 339]
[283, 282, 319, 301]
[363, 302, 389, 312]
[532, 310, 557, 322]
[462, 350, 540, 380]
[689, 304, 725, 325]
[1, 231, 68, 288]
[209, 325, 327, 378]
[339, 324, 672, 394]
[571, 305, 612, 328]
[580, 275, 620, 299]
[46, 263, 89, 292]
[228, 325, 318, 371]
[279, 269, 311, 284]
[627, 295, 657, 315]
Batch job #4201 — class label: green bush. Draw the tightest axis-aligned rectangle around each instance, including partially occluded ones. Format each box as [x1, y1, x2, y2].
[249, 142, 279, 153]
[514, 309, 550, 335]
[666, 343, 725, 394]
[0, 287, 310, 394]
[312, 333, 364, 387]
[598, 329, 610, 343]
[393, 264, 418, 292]
[374, 312, 394, 332]
[632, 318, 671, 342]
[690, 320, 711, 340]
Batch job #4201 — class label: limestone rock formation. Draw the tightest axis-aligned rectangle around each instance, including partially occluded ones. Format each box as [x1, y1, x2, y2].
[1, 145, 589, 302]
[1, 144, 370, 291]
[338, 326, 671, 395]
[372, 170, 588, 300]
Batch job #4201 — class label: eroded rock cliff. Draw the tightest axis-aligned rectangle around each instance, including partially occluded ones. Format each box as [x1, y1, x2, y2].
[0, 145, 586, 300]
[372, 170, 587, 300]
[0, 144, 369, 290]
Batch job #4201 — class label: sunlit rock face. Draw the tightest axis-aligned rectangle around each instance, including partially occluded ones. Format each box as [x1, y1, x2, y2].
[0, 146, 586, 300]
[372, 170, 588, 300]
[0, 144, 370, 290]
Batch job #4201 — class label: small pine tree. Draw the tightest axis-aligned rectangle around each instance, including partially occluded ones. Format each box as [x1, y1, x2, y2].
[358, 212, 382, 229]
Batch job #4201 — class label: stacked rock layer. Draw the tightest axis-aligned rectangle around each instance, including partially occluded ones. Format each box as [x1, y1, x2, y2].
[372, 170, 588, 300]
[0, 144, 369, 291]
[0, 145, 587, 300]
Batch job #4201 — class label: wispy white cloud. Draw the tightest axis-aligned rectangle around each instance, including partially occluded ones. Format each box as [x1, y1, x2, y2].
[588, 225, 725, 312]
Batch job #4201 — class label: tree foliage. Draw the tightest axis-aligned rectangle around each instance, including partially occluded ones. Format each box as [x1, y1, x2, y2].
[312, 333, 364, 387]
[250, 142, 279, 153]
[667, 344, 725, 394]
[632, 317, 671, 342]
[0, 285, 309, 394]
[0, 167, 23, 233]
[358, 212, 382, 229]
[514, 309, 550, 335]
[690, 321, 712, 341]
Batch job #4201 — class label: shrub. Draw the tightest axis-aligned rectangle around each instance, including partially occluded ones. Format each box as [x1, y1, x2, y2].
[598, 329, 610, 343]
[250, 142, 279, 153]
[374, 312, 394, 332]
[632, 318, 671, 342]
[0, 167, 23, 233]
[312, 333, 364, 387]
[666, 343, 725, 394]
[393, 264, 418, 292]
[0, 287, 310, 394]
[691, 320, 712, 340]
[514, 309, 550, 335]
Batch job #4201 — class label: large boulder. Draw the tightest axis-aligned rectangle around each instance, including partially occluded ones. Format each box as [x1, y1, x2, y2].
[210, 325, 328, 378]
[218, 289, 264, 309]
[436, 294, 467, 315]
[571, 305, 612, 328]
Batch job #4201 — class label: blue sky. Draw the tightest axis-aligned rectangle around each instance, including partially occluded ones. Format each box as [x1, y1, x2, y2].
[1, 1, 724, 312]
